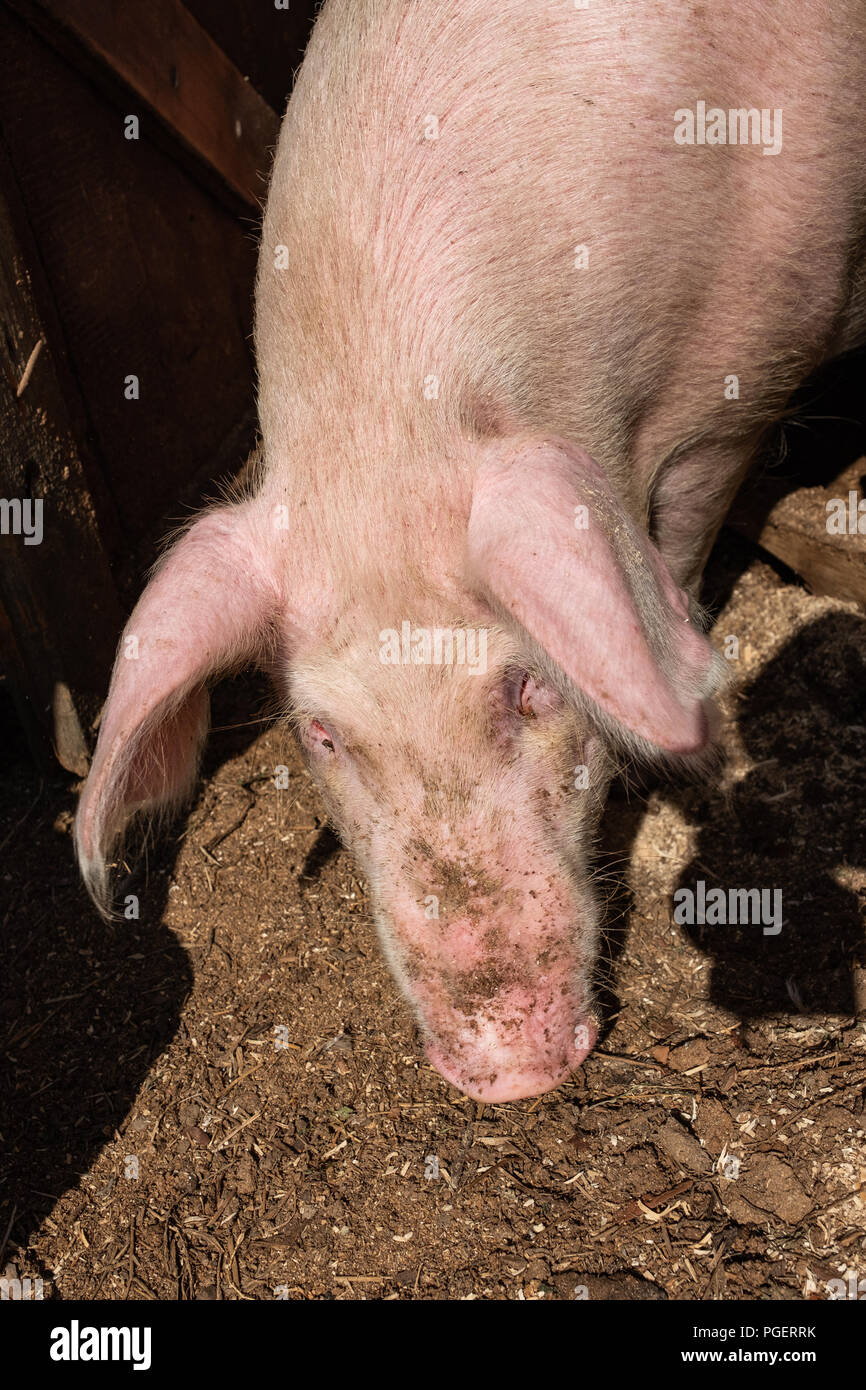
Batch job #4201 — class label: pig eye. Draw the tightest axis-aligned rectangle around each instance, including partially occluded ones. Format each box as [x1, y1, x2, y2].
[309, 720, 336, 752]
[513, 672, 562, 718]
[517, 674, 536, 717]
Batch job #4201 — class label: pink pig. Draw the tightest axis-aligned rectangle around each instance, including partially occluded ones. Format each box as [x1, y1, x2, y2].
[76, 1, 866, 1100]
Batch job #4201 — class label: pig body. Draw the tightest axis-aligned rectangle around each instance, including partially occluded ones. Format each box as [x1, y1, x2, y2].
[77, 1, 866, 1100]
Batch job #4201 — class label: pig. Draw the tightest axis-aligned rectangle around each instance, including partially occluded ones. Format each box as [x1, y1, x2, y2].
[75, 0, 866, 1101]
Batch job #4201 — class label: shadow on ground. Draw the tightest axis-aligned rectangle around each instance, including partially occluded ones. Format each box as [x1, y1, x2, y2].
[0, 672, 272, 1289]
[673, 611, 866, 1017]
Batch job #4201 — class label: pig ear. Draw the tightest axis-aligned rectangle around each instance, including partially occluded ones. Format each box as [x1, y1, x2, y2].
[467, 437, 723, 754]
[75, 502, 281, 915]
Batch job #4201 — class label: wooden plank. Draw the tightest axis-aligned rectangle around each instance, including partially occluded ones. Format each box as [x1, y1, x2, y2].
[0, 8, 260, 575]
[185, 0, 317, 116]
[0, 140, 125, 774]
[5, 0, 280, 211]
[726, 458, 866, 610]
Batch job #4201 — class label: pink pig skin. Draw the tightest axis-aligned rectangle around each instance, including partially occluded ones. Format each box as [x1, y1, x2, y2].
[76, 2, 866, 1101]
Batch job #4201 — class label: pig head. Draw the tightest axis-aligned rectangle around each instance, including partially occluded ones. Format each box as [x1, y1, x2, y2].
[76, 435, 723, 1101]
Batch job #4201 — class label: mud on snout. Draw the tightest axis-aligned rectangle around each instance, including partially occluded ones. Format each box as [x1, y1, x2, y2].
[376, 869, 600, 1102]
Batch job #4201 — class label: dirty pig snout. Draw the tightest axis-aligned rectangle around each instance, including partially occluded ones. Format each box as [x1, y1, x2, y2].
[385, 914, 600, 1101]
[422, 989, 600, 1103]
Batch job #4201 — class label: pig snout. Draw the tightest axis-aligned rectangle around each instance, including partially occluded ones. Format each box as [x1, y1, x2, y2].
[425, 1002, 599, 1104]
[382, 890, 599, 1102]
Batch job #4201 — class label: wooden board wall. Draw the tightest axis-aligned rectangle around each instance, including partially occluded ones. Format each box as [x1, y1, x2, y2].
[0, 8, 259, 569]
[185, 0, 317, 116]
[0, 1, 319, 768]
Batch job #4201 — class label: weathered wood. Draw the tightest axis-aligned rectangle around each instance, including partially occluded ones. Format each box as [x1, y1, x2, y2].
[726, 459, 866, 610]
[184, 0, 317, 116]
[0, 144, 125, 774]
[6, 0, 280, 212]
[0, 9, 260, 580]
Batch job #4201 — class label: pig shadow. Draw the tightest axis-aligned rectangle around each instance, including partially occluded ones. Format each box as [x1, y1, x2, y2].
[301, 825, 342, 879]
[670, 611, 866, 1016]
[592, 783, 644, 1039]
[0, 671, 269, 1295]
[592, 345, 866, 1033]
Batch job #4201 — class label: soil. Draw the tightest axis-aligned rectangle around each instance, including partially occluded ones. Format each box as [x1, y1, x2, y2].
[1, 527, 864, 1302]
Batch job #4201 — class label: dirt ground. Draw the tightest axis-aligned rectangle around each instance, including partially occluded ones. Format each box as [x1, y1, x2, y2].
[1, 523, 864, 1302]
